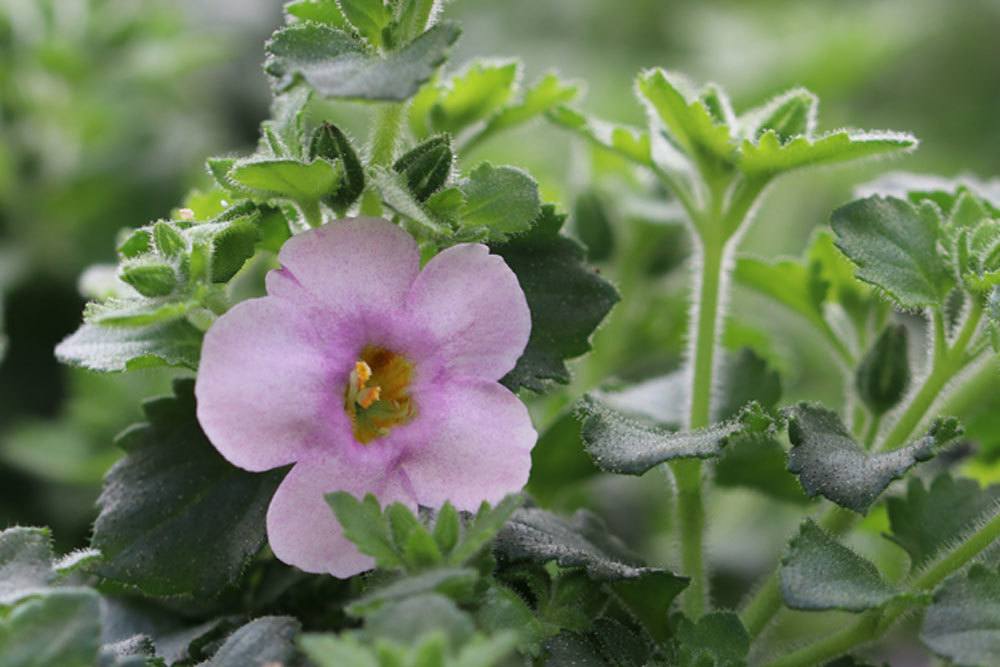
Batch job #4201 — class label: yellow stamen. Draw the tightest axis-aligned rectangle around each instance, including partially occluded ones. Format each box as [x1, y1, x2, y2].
[354, 360, 372, 387]
[357, 386, 381, 409]
[344, 346, 416, 444]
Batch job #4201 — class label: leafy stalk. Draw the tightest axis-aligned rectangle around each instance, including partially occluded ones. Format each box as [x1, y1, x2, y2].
[361, 102, 406, 216]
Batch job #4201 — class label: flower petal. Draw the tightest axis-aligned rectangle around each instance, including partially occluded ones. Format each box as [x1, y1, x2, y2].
[195, 297, 357, 472]
[399, 379, 536, 511]
[266, 459, 414, 576]
[405, 244, 530, 382]
[268, 217, 420, 317]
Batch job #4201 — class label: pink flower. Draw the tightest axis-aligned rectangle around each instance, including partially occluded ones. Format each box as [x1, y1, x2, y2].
[194, 218, 535, 577]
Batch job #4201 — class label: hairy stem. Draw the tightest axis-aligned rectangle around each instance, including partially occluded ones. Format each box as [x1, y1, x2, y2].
[360, 102, 405, 217]
[763, 508, 1000, 667]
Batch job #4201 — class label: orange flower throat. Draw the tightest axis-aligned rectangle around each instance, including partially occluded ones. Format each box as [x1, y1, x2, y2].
[344, 346, 416, 444]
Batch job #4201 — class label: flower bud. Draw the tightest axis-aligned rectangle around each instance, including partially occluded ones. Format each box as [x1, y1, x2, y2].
[855, 323, 910, 416]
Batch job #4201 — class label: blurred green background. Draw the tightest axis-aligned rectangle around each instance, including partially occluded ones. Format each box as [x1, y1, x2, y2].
[1, 1, 998, 661]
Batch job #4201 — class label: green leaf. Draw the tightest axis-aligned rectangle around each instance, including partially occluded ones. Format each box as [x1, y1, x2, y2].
[309, 122, 366, 210]
[739, 129, 917, 176]
[0, 527, 54, 607]
[91, 379, 286, 596]
[526, 410, 599, 507]
[299, 634, 378, 667]
[263, 86, 313, 159]
[572, 190, 614, 262]
[228, 157, 343, 204]
[433, 60, 519, 135]
[672, 612, 750, 667]
[715, 436, 809, 505]
[338, 0, 390, 48]
[394, 135, 454, 201]
[447, 495, 524, 566]
[715, 347, 782, 421]
[204, 617, 300, 667]
[780, 520, 902, 612]
[472, 73, 580, 146]
[265, 22, 460, 101]
[152, 221, 186, 258]
[741, 88, 817, 143]
[548, 106, 652, 167]
[493, 206, 619, 392]
[855, 324, 910, 416]
[831, 196, 953, 309]
[785, 403, 961, 513]
[0, 589, 101, 667]
[577, 395, 772, 475]
[636, 68, 735, 166]
[118, 261, 177, 298]
[394, 0, 437, 43]
[920, 565, 1000, 666]
[365, 594, 476, 648]
[369, 166, 450, 235]
[284, 0, 348, 27]
[432, 503, 460, 557]
[55, 317, 203, 372]
[886, 474, 1000, 570]
[476, 586, 546, 655]
[458, 163, 540, 240]
[326, 492, 403, 569]
[346, 569, 479, 616]
[118, 229, 152, 259]
[210, 217, 259, 283]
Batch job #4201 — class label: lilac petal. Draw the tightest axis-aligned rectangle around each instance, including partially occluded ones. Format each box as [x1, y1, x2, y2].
[267, 217, 420, 317]
[399, 379, 536, 511]
[195, 297, 356, 472]
[266, 459, 414, 576]
[405, 244, 530, 382]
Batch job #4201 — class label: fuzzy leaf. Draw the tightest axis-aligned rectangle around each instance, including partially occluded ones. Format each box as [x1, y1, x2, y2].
[785, 403, 961, 514]
[920, 565, 1000, 666]
[309, 122, 366, 210]
[228, 157, 343, 204]
[673, 612, 750, 667]
[0, 527, 55, 607]
[781, 520, 902, 612]
[855, 324, 911, 416]
[338, 0, 390, 47]
[458, 163, 540, 240]
[0, 589, 101, 667]
[394, 135, 453, 201]
[494, 206, 618, 392]
[265, 22, 460, 101]
[91, 379, 285, 596]
[447, 495, 524, 565]
[55, 317, 203, 372]
[326, 492, 403, 569]
[473, 73, 580, 146]
[577, 395, 772, 475]
[365, 594, 475, 647]
[284, 0, 348, 27]
[370, 167, 450, 235]
[548, 106, 652, 167]
[886, 474, 1000, 570]
[739, 130, 916, 176]
[204, 617, 300, 667]
[831, 195, 953, 309]
[741, 88, 817, 143]
[426, 60, 520, 136]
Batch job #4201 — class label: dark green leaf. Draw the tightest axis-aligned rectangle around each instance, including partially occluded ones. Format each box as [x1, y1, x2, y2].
[0, 589, 101, 667]
[715, 436, 809, 504]
[204, 616, 300, 667]
[543, 632, 605, 667]
[394, 135, 453, 201]
[578, 395, 772, 475]
[920, 565, 1000, 666]
[526, 410, 599, 506]
[309, 123, 365, 210]
[476, 585, 546, 655]
[55, 317, 203, 372]
[785, 403, 961, 513]
[458, 163, 540, 240]
[715, 348, 782, 421]
[780, 520, 902, 612]
[91, 379, 285, 596]
[855, 324, 911, 416]
[369, 167, 450, 236]
[886, 474, 1000, 570]
[572, 190, 615, 262]
[494, 206, 619, 392]
[673, 612, 750, 667]
[265, 22, 460, 101]
[831, 196, 953, 309]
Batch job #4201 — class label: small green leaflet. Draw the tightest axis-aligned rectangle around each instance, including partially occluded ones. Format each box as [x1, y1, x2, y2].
[265, 22, 460, 101]
[671, 612, 751, 667]
[577, 394, 772, 475]
[780, 520, 904, 612]
[920, 565, 1000, 666]
[284, 0, 348, 27]
[423, 59, 520, 136]
[470, 73, 580, 149]
[458, 163, 540, 239]
[494, 206, 618, 392]
[785, 403, 962, 514]
[547, 106, 652, 167]
[831, 196, 954, 309]
[227, 157, 343, 204]
[91, 379, 286, 597]
[338, 0, 390, 48]
[886, 474, 1000, 570]
[346, 569, 479, 617]
[738, 130, 916, 175]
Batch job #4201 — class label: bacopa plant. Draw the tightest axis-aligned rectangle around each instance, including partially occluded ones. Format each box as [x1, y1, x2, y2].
[3, 1, 999, 666]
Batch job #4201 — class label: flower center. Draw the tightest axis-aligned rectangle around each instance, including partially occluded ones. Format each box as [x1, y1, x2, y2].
[344, 345, 416, 444]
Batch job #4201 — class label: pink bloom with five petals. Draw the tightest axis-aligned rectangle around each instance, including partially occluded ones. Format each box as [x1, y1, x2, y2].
[195, 218, 536, 577]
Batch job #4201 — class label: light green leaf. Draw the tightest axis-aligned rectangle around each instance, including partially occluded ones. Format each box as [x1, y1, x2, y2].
[284, 0, 348, 27]
[428, 60, 520, 136]
[458, 163, 540, 240]
[0, 589, 100, 667]
[785, 403, 961, 513]
[886, 474, 1000, 570]
[832, 195, 954, 309]
[0, 527, 54, 607]
[203, 617, 300, 667]
[739, 129, 916, 176]
[577, 395, 772, 475]
[920, 565, 1000, 666]
[493, 206, 618, 392]
[781, 520, 902, 612]
[265, 22, 460, 101]
[740, 88, 817, 143]
[446, 494, 523, 565]
[91, 380, 285, 596]
[118, 261, 177, 298]
[472, 73, 580, 147]
[55, 317, 203, 372]
[338, 0, 390, 47]
[326, 492, 403, 569]
[365, 594, 475, 648]
[548, 106, 652, 167]
[346, 569, 479, 616]
[228, 157, 343, 204]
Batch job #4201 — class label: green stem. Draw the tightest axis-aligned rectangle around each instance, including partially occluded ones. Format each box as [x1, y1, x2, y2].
[298, 199, 323, 229]
[360, 103, 405, 217]
[863, 413, 882, 449]
[763, 508, 1000, 667]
